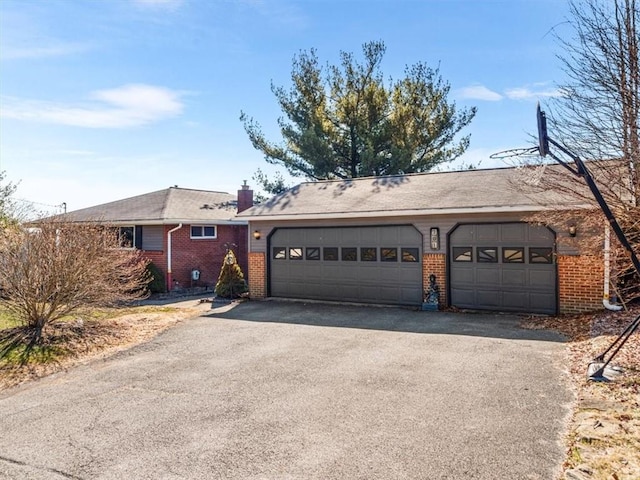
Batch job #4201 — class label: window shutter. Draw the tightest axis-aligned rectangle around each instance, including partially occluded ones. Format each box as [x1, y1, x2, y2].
[135, 226, 143, 249]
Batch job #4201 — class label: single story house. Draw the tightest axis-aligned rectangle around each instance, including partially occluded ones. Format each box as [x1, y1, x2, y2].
[238, 166, 603, 315]
[63, 183, 253, 292]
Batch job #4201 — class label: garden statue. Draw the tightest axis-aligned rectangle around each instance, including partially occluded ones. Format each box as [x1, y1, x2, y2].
[422, 274, 439, 311]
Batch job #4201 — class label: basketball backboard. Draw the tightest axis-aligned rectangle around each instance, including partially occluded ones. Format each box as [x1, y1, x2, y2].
[536, 103, 549, 157]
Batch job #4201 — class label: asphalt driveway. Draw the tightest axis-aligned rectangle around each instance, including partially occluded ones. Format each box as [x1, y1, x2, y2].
[0, 300, 572, 480]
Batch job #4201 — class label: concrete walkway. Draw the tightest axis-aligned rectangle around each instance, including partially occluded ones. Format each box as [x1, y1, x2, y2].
[0, 300, 572, 479]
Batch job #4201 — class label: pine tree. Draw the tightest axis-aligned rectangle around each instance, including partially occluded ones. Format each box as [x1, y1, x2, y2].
[214, 249, 248, 299]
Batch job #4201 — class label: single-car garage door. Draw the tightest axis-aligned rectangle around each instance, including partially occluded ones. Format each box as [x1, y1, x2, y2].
[449, 223, 557, 314]
[270, 226, 423, 305]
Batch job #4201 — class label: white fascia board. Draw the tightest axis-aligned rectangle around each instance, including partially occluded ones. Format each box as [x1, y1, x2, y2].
[240, 204, 591, 222]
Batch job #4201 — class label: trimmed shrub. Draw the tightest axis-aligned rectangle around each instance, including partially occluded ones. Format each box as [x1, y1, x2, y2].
[146, 262, 166, 294]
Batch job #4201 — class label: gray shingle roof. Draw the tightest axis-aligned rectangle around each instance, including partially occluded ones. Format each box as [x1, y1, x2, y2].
[238, 166, 588, 220]
[63, 187, 243, 224]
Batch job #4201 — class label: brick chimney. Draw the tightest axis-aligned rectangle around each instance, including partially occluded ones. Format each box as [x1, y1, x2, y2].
[237, 180, 254, 213]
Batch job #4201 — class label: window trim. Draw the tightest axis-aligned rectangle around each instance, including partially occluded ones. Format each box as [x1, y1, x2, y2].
[117, 226, 135, 249]
[190, 225, 217, 239]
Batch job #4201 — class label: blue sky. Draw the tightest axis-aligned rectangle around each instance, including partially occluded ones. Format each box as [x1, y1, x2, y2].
[0, 0, 571, 213]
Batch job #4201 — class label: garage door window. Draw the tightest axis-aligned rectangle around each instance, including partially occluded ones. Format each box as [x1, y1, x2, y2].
[273, 247, 286, 259]
[342, 247, 357, 261]
[477, 247, 498, 263]
[503, 247, 524, 263]
[289, 247, 303, 260]
[323, 247, 339, 261]
[381, 248, 397, 262]
[306, 247, 320, 260]
[530, 247, 553, 264]
[453, 247, 473, 262]
[402, 248, 419, 262]
[361, 247, 377, 261]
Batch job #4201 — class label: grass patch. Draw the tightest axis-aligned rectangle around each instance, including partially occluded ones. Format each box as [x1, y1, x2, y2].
[0, 306, 20, 331]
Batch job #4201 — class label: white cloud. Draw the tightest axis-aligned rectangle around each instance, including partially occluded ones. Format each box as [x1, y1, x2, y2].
[504, 86, 564, 100]
[457, 85, 503, 101]
[457, 83, 565, 102]
[1, 84, 185, 128]
[0, 42, 90, 61]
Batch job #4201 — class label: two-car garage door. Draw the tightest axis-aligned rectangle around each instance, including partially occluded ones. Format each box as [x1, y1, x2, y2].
[269, 226, 423, 306]
[268, 222, 557, 314]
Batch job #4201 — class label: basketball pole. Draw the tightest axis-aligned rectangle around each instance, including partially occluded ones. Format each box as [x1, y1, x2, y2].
[536, 104, 640, 382]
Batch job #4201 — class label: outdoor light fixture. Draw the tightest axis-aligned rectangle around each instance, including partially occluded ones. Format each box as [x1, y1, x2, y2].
[253, 230, 261, 240]
[568, 225, 577, 237]
[430, 227, 440, 250]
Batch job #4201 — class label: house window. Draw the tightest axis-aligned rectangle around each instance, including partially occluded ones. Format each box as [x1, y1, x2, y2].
[273, 247, 286, 259]
[190, 225, 216, 239]
[118, 227, 135, 248]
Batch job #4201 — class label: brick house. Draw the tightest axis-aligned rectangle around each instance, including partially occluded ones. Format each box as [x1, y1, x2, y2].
[238, 167, 604, 315]
[63, 184, 253, 292]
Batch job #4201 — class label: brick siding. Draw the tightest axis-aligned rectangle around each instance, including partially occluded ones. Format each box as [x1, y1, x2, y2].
[248, 252, 266, 298]
[423, 253, 447, 306]
[558, 254, 603, 314]
[141, 224, 248, 292]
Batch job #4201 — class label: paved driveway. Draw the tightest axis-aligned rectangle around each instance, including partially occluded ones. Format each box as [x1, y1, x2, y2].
[0, 301, 572, 480]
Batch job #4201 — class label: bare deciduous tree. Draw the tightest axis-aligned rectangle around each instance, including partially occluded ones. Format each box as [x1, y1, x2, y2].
[519, 0, 640, 304]
[0, 217, 151, 344]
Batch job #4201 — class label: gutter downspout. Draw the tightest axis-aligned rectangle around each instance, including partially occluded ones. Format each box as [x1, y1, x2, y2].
[167, 223, 183, 291]
[603, 226, 623, 311]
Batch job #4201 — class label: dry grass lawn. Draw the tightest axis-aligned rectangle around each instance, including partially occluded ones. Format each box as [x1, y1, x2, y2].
[0, 301, 212, 391]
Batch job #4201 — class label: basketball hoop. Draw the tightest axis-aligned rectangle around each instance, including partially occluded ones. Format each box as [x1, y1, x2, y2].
[488, 146, 540, 160]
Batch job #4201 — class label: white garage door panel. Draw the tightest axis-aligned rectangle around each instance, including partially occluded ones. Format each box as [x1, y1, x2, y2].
[270, 226, 422, 306]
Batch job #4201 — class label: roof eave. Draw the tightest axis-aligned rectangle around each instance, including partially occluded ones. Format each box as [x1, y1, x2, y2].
[64, 218, 248, 226]
[240, 204, 592, 222]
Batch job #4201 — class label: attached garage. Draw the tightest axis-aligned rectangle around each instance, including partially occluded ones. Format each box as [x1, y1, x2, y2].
[269, 226, 423, 306]
[241, 168, 600, 314]
[449, 223, 557, 314]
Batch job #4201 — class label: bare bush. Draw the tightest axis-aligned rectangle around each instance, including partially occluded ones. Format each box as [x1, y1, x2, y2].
[0, 217, 150, 344]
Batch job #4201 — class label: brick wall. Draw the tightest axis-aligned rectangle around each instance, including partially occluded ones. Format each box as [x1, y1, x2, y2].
[248, 252, 266, 298]
[423, 253, 447, 306]
[142, 224, 248, 292]
[558, 254, 603, 314]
